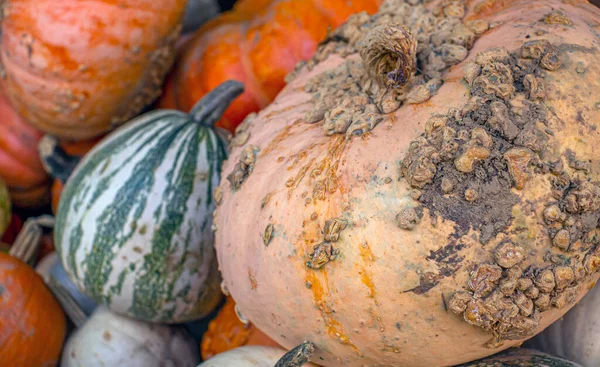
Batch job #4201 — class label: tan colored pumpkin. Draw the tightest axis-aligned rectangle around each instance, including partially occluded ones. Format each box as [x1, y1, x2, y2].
[0, 0, 187, 140]
[214, 0, 600, 366]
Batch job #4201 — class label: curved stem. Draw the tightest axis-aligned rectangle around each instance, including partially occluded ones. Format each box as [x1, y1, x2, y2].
[38, 135, 82, 183]
[274, 341, 315, 367]
[8, 215, 55, 265]
[190, 80, 244, 127]
[47, 275, 88, 328]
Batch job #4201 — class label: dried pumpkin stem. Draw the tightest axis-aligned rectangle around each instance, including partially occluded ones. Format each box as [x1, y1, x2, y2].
[8, 215, 55, 265]
[190, 80, 244, 127]
[38, 135, 83, 183]
[359, 23, 417, 89]
[274, 341, 315, 367]
[47, 275, 88, 328]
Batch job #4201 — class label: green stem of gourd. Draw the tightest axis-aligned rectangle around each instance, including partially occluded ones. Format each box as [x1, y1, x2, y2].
[38, 135, 82, 183]
[190, 80, 244, 127]
[274, 341, 315, 367]
[47, 275, 88, 328]
[7, 215, 55, 265]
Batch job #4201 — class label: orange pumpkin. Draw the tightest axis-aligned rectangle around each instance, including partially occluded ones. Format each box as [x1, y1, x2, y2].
[201, 296, 280, 360]
[0, 84, 50, 208]
[215, 0, 600, 366]
[0, 219, 66, 366]
[158, 0, 382, 132]
[1, 0, 187, 141]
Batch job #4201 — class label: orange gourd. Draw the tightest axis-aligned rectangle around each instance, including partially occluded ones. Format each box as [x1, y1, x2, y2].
[0, 218, 66, 366]
[1, 0, 187, 141]
[201, 296, 280, 360]
[0, 83, 50, 208]
[214, 0, 600, 366]
[158, 0, 382, 132]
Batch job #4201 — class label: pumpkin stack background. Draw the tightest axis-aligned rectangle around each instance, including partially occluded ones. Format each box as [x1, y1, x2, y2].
[0, 0, 599, 366]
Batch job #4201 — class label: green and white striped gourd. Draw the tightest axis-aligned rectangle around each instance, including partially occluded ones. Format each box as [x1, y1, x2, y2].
[52, 81, 243, 323]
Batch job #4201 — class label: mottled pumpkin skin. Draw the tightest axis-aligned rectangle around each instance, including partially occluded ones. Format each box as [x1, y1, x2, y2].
[158, 0, 382, 132]
[1, 0, 187, 141]
[215, 1, 600, 366]
[0, 254, 66, 366]
[201, 296, 280, 360]
[0, 84, 49, 208]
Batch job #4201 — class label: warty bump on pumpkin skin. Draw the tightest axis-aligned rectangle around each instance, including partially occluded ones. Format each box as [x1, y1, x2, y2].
[214, 0, 600, 366]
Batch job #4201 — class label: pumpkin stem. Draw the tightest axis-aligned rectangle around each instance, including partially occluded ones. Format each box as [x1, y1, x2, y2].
[38, 135, 82, 183]
[190, 80, 244, 127]
[8, 215, 55, 265]
[47, 276, 88, 328]
[359, 23, 417, 89]
[274, 341, 315, 367]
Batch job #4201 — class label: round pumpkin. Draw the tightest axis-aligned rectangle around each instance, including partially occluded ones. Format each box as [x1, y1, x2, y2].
[62, 306, 200, 367]
[214, 0, 600, 366]
[0, 0, 188, 141]
[198, 344, 317, 367]
[158, 0, 382, 133]
[0, 83, 50, 208]
[0, 221, 66, 366]
[54, 81, 243, 323]
[201, 296, 280, 360]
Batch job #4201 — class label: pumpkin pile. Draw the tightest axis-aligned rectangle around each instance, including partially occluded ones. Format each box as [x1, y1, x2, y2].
[0, 0, 599, 366]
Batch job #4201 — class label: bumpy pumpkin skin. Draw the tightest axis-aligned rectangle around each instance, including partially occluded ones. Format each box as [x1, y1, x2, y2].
[0, 84, 49, 207]
[159, 0, 382, 132]
[1, 0, 187, 141]
[215, 1, 600, 366]
[0, 254, 66, 366]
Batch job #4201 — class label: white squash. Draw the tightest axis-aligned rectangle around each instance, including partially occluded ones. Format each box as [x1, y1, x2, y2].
[525, 282, 600, 367]
[197, 346, 287, 367]
[198, 343, 317, 367]
[61, 307, 200, 367]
